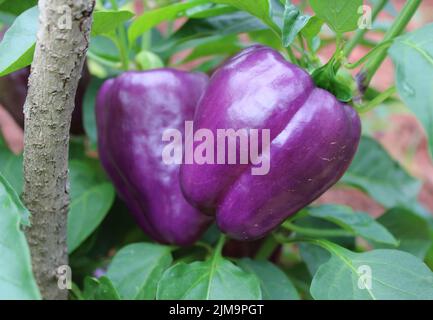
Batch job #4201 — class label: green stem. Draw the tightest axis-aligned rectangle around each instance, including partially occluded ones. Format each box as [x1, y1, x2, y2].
[357, 85, 397, 113]
[343, 0, 389, 57]
[286, 46, 301, 65]
[87, 51, 122, 68]
[254, 235, 279, 260]
[118, 28, 130, 69]
[363, 0, 421, 85]
[345, 40, 393, 69]
[195, 241, 213, 254]
[214, 234, 226, 257]
[282, 221, 353, 238]
[109, 0, 129, 70]
[141, 32, 151, 51]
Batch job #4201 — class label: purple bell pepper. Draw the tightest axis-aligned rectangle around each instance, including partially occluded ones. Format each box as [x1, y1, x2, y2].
[180, 46, 361, 241]
[96, 69, 212, 246]
[0, 27, 89, 135]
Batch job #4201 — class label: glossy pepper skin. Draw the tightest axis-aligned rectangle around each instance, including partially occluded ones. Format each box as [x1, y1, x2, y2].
[180, 46, 361, 241]
[96, 69, 212, 246]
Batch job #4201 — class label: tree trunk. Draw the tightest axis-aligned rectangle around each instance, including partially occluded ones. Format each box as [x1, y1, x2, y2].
[23, 0, 95, 300]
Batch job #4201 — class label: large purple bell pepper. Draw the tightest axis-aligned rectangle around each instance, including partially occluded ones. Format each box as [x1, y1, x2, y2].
[180, 46, 361, 241]
[96, 69, 212, 246]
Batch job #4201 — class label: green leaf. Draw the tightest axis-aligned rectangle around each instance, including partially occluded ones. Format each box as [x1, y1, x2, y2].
[296, 216, 356, 276]
[106, 243, 172, 300]
[157, 257, 261, 300]
[210, 0, 280, 34]
[83, 276, 120, 300]
[186, 3, 238, 18]
[0, 8, 132, 75]
[83, 78, 105, 149]
[0, 0, 37, 16]
[309, 0, 362, 34]
[155, 11, 265, 58]
[0, 173, 40, 299]
[299, 243, 331, 276]
[282, 2, 310, 47]
[375, 207, 433, 259]
[0, 6, 37, 76]
[68, 159, 115, 253]
[310, 241, 433, 300]
[342, 136, 421, 208]
[307, 205, 398, 246]
[128, 0, 209, 43]
[181, 34, 243, 63]
[237, 258, 299, 300]
[389, 23, 433, 159]
[301, 15, 323, 40]
[91, 10, 134, 36]
[0, 137, 23, 194]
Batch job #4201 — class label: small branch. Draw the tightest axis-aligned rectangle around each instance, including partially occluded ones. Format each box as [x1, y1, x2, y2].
[356, 86, 397, 113]
[282, 221, 353, 238]
[362, 0, 422, 86]
[23, 0, 95, 300]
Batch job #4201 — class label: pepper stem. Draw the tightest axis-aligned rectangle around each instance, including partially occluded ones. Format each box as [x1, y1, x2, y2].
[214, 234, 226, 257]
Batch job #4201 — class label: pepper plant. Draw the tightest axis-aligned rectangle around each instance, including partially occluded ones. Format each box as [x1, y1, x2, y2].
[1, 0, 433, 300]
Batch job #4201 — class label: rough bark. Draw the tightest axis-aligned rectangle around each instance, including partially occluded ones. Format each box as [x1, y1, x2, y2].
[23, 0, 94, 300]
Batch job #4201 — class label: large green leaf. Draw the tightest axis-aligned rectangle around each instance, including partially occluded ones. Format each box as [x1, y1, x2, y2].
[342, 136, 421, 208]
[91, 10, 134, 36]
[389, 23, 433, 158]
[309, 0, 362, 34]
[307, 205, 397, 246]
[310, 241, 433, 300]
[128, 0, 208, 43]
[210, 0, 280, 33]
[0, 6, 37, 76]
[157, 256, 261, 300]
[237, 258, 299, 300]
[106, 243, 172, 300]
[375, 207, 433, 259]
[68, 159, 115, 253]
[0, 137, 23, 194]
[0, 174, 40, 299]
